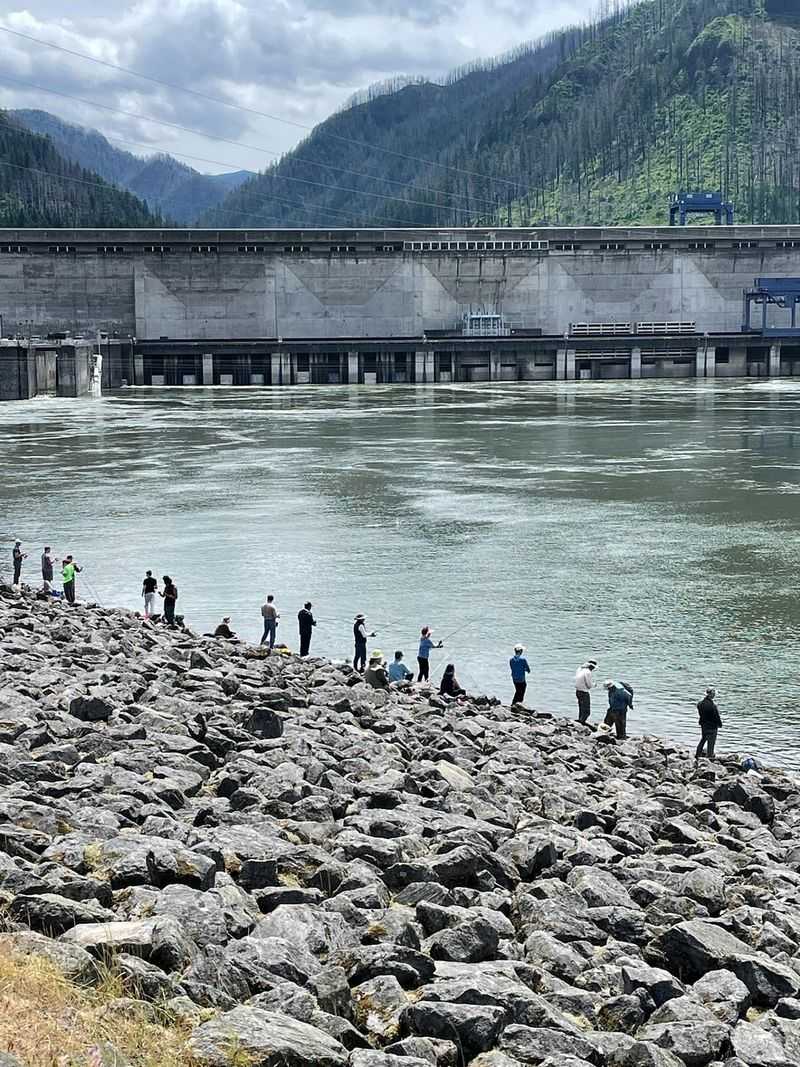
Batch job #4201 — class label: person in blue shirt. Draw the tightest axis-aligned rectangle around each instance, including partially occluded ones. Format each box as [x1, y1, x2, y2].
[388, 650, 413, 683]
[417, 626, 443, 682]
[510, 644, 531, 705]
[604, 680, 634, 739]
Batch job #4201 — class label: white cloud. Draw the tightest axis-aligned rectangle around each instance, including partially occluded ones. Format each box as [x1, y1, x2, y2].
[0, 0, 598, 172]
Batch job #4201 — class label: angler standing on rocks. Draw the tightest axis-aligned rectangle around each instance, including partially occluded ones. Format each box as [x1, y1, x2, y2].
[12, 541, 26, 585]
[510, 644, 531, 705]
[61, 555, 82, 605]
[40, 545, 54, 593]
[141, 570, 158, 618]
[298, 601, 316, 656]
[604, 679, 633, 740]
[575, 658, 598, 723]
[260, 594, 279, 649]
[696, 687, 722, 760]
[417, 626, 442, 682]
[353, 614, 375, 672]
[161, 575, 178, 627]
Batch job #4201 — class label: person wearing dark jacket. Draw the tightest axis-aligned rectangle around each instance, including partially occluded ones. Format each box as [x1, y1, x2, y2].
[439, 663, 466, 699]
[696, 687, 722, 759]
[298, 602, 316, 656]
[604, 680, 633, 740]
[161, 576, 178, 627]
[353, 614, 375, 672]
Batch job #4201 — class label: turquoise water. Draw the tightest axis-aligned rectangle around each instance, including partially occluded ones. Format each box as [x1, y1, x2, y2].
[2, 379, 800, 767]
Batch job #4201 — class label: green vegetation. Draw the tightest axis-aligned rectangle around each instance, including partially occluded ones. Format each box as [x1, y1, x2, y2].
[204, 0, 800, 229]
[0, 112, 162, 227]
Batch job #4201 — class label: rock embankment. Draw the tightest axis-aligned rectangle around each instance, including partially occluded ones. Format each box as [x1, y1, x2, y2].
[1, 585, 800, 1067]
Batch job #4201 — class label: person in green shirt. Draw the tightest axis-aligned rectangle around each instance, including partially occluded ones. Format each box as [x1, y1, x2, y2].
[61, 555, 82, 604]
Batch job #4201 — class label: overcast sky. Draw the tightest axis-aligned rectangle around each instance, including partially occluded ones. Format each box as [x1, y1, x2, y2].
[0, 0, 597, 174]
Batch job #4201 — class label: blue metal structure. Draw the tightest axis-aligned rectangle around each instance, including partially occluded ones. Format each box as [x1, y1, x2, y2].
[743, 277, 800, 336]
[669, 191, 734, 226]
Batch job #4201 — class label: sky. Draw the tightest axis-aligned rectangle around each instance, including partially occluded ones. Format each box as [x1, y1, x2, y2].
[0, 0, 597, 175]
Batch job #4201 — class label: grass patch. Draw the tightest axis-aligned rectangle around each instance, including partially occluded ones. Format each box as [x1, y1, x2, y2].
[0, 941, 197, 1066]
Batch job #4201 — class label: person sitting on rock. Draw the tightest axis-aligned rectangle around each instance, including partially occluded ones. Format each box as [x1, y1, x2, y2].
[388, 650, 413, 683]
[214, 616, 237, 640]
[364, 650, 390, 689]
[439, 663, 467, 700]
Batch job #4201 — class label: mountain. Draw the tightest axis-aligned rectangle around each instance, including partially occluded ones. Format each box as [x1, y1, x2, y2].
[12, 110, 253, 224]
[203, 0, 800, 229]
[0, 111, 161, 227]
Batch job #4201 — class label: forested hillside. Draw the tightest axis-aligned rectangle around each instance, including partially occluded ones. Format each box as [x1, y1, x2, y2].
[0, 112, 161, 227]
[12, 110, 252, 224]
[203, 0, 800, 229]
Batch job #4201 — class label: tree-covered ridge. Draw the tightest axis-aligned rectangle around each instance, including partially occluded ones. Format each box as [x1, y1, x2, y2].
[11, 110, 253, 224]
[204, 0, 800, 229]
[0, 113, 162, 227]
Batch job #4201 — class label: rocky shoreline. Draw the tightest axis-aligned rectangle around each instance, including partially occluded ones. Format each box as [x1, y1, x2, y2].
[1, 584, 800, 1067]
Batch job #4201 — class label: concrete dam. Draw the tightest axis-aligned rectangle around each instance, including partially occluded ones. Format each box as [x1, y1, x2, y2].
[2, 224, 800, 394]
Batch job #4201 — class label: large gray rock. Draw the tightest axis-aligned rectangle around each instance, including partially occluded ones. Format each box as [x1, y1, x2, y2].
[657, 921, 800, 1006]
[60, 917, 194, 972]
[403, 1001, 506, 1059]
[188, 1006, 349, 1065]
[1, 930, 96, 984]
[8, 892, 114, 934]
[498, 1025, 600, 1064]
[635, 1021, 730, 1066]
[622, 964, 684, 1008]
[692, 970, 751, 1025]
[352, 975, 409, 1045]
[730, 1021, 793, 1067]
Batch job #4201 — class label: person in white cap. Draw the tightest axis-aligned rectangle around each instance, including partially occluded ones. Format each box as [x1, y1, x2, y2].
[509, 644, 530, 705]
[12, 541, 26, 585]
[353, 614, 375, 672]
[574, 659, 598, 724]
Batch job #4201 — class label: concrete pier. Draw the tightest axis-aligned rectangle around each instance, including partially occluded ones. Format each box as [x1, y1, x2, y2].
[769, 343, 782, 377]
[630, 347, 642, 379]
[0, 340, 95, 401]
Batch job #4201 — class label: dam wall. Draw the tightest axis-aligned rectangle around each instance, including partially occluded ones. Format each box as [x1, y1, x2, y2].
[2, 227, 800, 394]
[1, 225, 799, 341]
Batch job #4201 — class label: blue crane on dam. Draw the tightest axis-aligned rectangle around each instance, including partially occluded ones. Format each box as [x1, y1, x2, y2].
[669, 191, 734, 226]
[743, 278, 800, 337]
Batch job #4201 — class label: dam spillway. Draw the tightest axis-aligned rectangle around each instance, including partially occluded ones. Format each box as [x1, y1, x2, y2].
[3, 224, 800, 394]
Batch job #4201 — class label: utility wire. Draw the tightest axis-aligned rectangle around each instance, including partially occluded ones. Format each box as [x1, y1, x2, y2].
[96, 127, 499, 214]
[0, 153, 398, 231]
[0, 114, 409, 227]
[0, 24, 524, 191]
[48, 127, 438, 227]
[0, 74, 483, 218]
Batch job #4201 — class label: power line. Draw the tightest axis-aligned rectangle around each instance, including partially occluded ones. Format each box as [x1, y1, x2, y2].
[0, 114, 414, 227]
[0, 74, 485, 219]
[97, 126, 498, 214]
[0, 24, 524, 190]
[0, 157, 383, 230]
[62, 129, 438, 227]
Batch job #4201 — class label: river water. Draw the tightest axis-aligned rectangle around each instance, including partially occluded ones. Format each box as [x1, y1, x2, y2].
[2, 380, 800, 767]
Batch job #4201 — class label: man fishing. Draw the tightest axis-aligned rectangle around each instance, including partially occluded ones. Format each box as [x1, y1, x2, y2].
[61, 555, 82, 605]
[12, 541, 26, 585]
[298, 601, 316, 656]
[353, 614, 375, 672]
